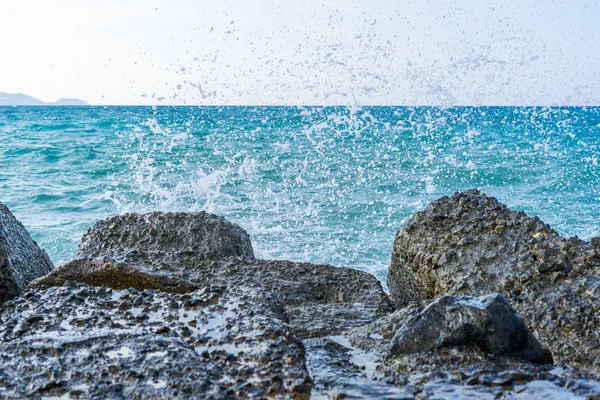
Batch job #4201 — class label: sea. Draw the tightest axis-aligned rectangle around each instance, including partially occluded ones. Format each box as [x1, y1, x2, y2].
[1, 106, 599, 285]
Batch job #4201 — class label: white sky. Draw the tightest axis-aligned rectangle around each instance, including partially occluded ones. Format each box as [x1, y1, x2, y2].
[0, 0, 598, 105]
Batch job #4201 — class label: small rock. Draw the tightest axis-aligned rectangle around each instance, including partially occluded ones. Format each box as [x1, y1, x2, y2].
[388, 293, 552, 364]
[457, 237, 475, 246]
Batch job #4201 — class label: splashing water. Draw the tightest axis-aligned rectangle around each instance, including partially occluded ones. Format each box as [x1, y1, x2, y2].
[0, 106, 599, 283]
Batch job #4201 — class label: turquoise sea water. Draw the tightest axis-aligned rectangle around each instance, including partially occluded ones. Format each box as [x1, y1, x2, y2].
[1, 106, 599, 283]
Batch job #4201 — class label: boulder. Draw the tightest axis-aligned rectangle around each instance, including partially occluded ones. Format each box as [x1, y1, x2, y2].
[0, 202, 54, 303]
[31, 212, 393, 339]
[388, 189, 600, 369]
[76, 211, 255, 261]
[388, 293, 552, 364]
[0, 281, 311, 399]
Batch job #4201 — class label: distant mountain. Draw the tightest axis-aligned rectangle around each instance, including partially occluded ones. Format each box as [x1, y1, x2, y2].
[0, 92, 45, 105]
[0, 92, 89, 106]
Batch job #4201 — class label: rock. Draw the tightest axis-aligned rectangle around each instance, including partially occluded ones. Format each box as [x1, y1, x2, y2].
[388, 293, 552, 364]
[303, 337, 414, 399]
[388, 189, 600, 369]
[389, 189, 561, 306]
[304, 298, 595, 399]
[202, 258, 393, 339]
[32, 212, 393, 339]
[29, 257, 197, 294]
[0, 202, 54, 303]
[77, 211, 255, 261]
[33, 256, 392, 339]
[379, 346, 596, 399]
[345, 301, 428, 353]
[0, 282, 311, 399]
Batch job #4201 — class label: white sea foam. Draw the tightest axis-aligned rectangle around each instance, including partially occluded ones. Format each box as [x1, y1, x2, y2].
[106, 346, 134, 359]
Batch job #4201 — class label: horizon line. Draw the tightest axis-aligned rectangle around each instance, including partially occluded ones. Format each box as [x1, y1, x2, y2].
[1, 104, 599, 108]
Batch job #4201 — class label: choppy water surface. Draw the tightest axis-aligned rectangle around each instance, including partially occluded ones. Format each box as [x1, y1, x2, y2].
[0, 106, 599, 283]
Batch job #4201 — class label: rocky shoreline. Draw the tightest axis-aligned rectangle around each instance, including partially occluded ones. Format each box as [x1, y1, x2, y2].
[0, 189, 598, 399]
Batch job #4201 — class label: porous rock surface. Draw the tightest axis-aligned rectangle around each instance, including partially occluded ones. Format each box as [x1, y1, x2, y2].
[0, 202, 54, 303]
[305, 296, 597, 399]
[198, 258, 393, 339]
[304, 337, 414, 399]
[388, 189, 600, 369]
[31, 212, 393, 339]
[4, 199, 600, 399]
[379, 346, 596, 399]
[0, 281, 311, 399]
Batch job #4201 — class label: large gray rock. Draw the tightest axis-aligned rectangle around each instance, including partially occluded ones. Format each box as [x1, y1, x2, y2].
[76, 211, 255, 261]
[32, 256, 392, 339]
[388, 189, 600, 369]
[31, 212, 393, 339]
[388, 293, 552, 364]
[0, 202, 54, 303]
[0, 281, 311, 399]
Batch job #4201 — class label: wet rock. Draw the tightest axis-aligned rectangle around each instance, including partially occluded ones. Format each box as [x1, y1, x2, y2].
[0, 282, 311, 399]
[379, 346, 592, 399]
[33, 212, 393, 339]
[345, 301, 428, 354]
[388, 189, 600, 369]
[304, 337, 414, 399]
[77, 211, 255, 261]
[308, 298, 595, 399]
[203, 258, 393, 339]
[34, 257, 392, 339]
[0, 202, 54, 303]
[388, 293, 552, 364]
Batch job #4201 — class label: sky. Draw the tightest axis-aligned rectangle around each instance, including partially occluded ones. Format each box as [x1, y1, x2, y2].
[0, 0, 599, 106]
